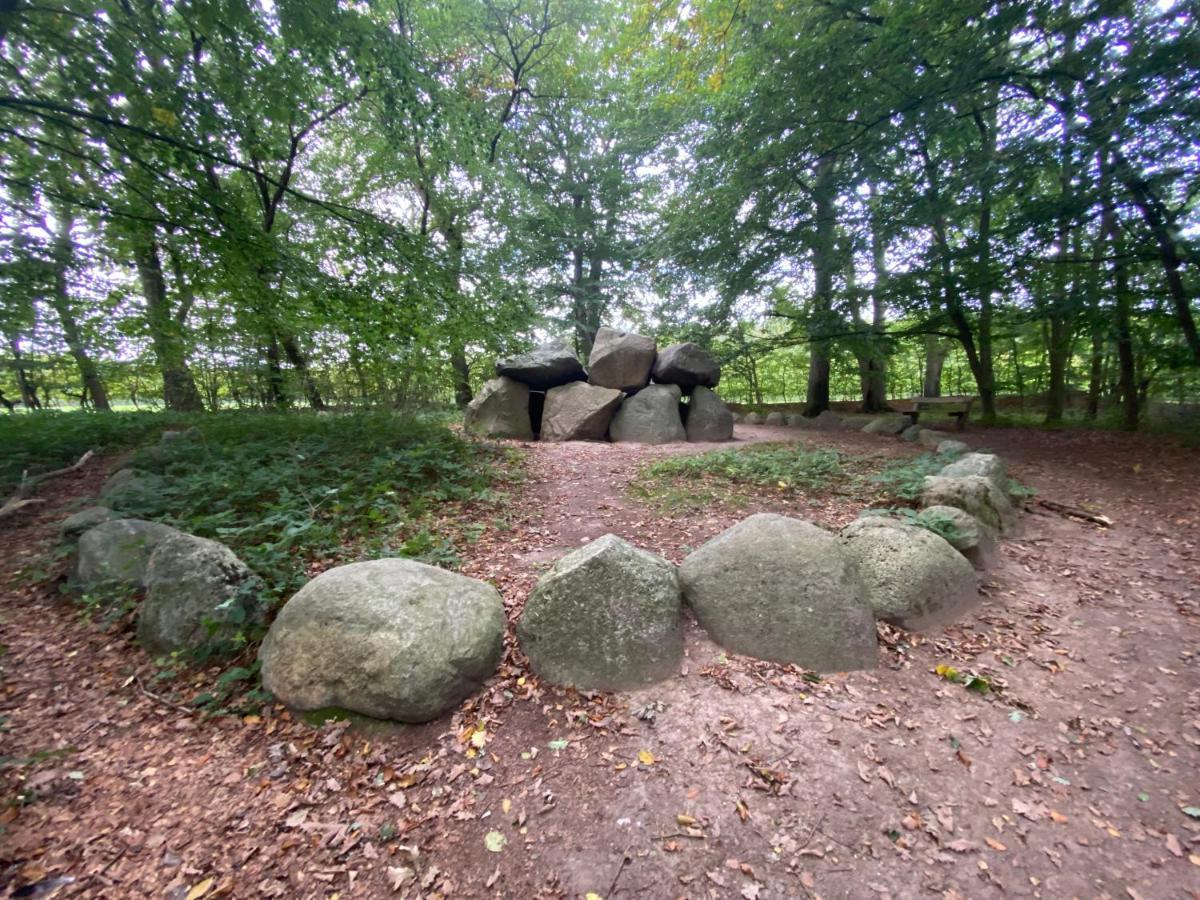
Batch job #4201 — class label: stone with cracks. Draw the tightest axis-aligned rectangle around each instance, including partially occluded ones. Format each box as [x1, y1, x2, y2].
[138, 532, 266, 654]
[939, 452, 1009, 494]
[260, 559, 505, 723]
[764, 412, 784, 426]
[686, 386, 734, 442]
[517, 534, 683, 690]
[610, 384, 686, 444]
[862, 416, 908, 435]
[60, 506, 117, 543]
[587, 327, 656, 393]
[922, 474, 1017, 534]
[540, 382, 624, 442]
[916, 505, 996, 570]
[679, 513, 877, 672]
[495, 343, 586, 391]
[651, 342, 720, 392]
[839, 518, 978, 630]
[464, 377, 534, 441]
[73, 519, 183, 592]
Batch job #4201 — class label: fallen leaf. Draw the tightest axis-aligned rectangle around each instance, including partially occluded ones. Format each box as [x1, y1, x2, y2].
[1049, 810, 1069, 824]
[637, 750, 655, 766]
[985, 838, 1007, 852]
[387, 867, 414, 891]
[186, 878, 214, 900]
[1165, 833, 1183, 857]
[945, 839, 979, 853]
[676, 814, 697, 827]
[484, 831, 507, 853]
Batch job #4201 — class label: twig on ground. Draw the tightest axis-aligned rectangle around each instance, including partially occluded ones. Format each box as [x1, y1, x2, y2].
[607, 844, 633, 897]
[0, 450, 96, 519]
[1036, 498, 1113, 527]
[135, 676, 196, 715]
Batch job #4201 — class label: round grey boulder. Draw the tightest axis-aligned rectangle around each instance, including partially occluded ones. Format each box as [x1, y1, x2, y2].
[840, 518, 978, 630]
[651, 342, 720, 392]
[764, 411, 785, 426]
[785, 413, 810, 428]
[685, 386, 733, 442]
[100, 468, 170, 514]
[936, 439, 970, 456]
[922, 474, 1017, 534]
[517, 534, 683, 690]
[939, 452, 1008, 492]
[260, 559, 505, 723]
[60, 506, 117, 543]
[862, 416, 908, 435]
[916, 505, 996, 570]
[587, 327, 656, 394]
[73, 519, 183, 592]
[610, 384, 686, 444]
[679, 514, 877, 672]
[900, 424, 923, 442]
[540, 382, 624, 442]
[496, 343, 586, 391]
[138, 533, 266, 655]
[812, 410, 844, 431]
[917, 429, 953, 449]
[743, 412, 764, 425]
[465, 376, 534, 440]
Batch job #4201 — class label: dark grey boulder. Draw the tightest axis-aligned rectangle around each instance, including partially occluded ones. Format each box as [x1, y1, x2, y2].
[812, 410, 844, 431]
[495, 343, 586, 391]
[785, 413, 810, 428]
[839, 518, 978, 630]
[917, 428, 953, 449]
[610, 384, 686, 444]
[936, 439, 970, 456]
[100, 468, 170, 514]
[901, 424, 923, 442]
[260, 559, 505, 723]
[916, 505, 996, 570]
[679, 513, 877, 672]
[464, 377, 534, 441]
[764, 412, 785, 426]
[587, 327, 656, 394]
[744, 412, 764, 425]
[60, 506, 117, 543]
[138, 533, 266, 654]
[686, 386, 733, 442]
[862, 416, 908, 435]
[651, 342, 720, 392]
[517, 534, 683, 690]
[540, 382, 624, 442]
[73, 519, 183, 593]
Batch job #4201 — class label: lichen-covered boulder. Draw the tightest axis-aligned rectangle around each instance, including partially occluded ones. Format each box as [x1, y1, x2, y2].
[517, 535, 683, 690]
[916, 505, 996, 570]
[60, 506, 117, 543]
[744, 412, 764, 425]
[764, 411, 785, 426]
[862, 416, 908, 435]
[610, 384, 686, 444]
[812, 410, 844, 431]
[464, 376, 534, 441]
[679, 514, 877, 672]
[540, 382, 624, 442]
[73, 519, 183, 592]
[922, 475, 1017, 534]
[587, 327, 656, 394]
[685, 386, 734, 442]
[917, 429, 953, 449]
[100, 468, 171, 514]
[496, 343, 586, 391]
[936, 439, 970, 456]
[939, 452, 1008, 493]
[839, 518, 978, 630]
[651, 342, 720, 392]
[260, 559, 505, 723]
[138, 533, 266, 654]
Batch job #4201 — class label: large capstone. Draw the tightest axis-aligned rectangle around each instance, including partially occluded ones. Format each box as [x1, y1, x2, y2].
[495, 343, 586, 391]
[922, 475, 1017, 534]
[464, 376, 534, 440]
[685, 386, 734, 442]
[678, 513, 877, 672]
[610, 384, 686, 444]
[73, 519, 183, 592]
[916, 505, 996, 570]
[839, 518, 978, 630]
[517, 534, 683, 690]
[651, 342, 720, 392]
[587, 327, 656, 394]
[60, 506, 117, 543]
[138, 533, 266, 654]
[540, 382, 624, 442]
[260, 559, 504, 723]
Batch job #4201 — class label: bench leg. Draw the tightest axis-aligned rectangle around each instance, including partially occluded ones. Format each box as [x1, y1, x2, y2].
[955, 414, 967, 432]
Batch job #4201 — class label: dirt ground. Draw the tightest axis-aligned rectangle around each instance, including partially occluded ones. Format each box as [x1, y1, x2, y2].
[1, 423, 1198, 899]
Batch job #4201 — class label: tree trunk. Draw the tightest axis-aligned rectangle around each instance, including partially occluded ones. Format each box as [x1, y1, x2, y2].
[1098, 150, 1139, 430]
[6, 335, 41, 409]
[134, 237, 204, 412]
[281, 335, 326, 410]
[922, 335, 946, 398]
[805, 152, 836, 417]
[971, 105, 998, 421]
[858, 202, 888, 412]
[450, 347, 472, 409]
[263, 340, 289, 408]
[48, 212, 111, 411]
[1086, 322, 1103, 420]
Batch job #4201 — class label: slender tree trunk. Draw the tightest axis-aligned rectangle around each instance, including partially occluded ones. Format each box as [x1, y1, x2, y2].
[134, 237, 204, 411]
[1098, 150, 1139, 430]
[263, 340, 288, 408]
[858, 196, 888, 412]
[971, 105, 998, 421]
[805, 153, 836, 417]
[1086, 323, 1104, 420]
[441, 224, 473, 409]
[6, 335, 41, 409]
[281, 335, 326, 410]
[47, 212, 110, 411]
[922, 335, 946, 398]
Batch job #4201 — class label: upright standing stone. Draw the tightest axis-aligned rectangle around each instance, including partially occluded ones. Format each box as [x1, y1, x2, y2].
[496, 343, 586, 390]
[610, 384, 686, 443]
[587, 327, 656, 394]
[540, 382, 624, 442]
[685, 386, 734, 442]
[651, 343, 720, 392]
[464, 377, 534, 440]
[517, 534, 683, 690]
[679, 514, 877, 672]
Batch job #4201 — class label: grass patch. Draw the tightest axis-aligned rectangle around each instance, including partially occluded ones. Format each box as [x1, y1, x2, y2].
[632, 443, 845, 512]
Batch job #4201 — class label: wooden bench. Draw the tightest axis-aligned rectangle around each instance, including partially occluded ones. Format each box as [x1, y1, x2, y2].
[898, 396, 975, 431]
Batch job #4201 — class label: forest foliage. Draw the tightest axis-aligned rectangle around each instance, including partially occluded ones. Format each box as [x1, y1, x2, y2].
[1, 0, 1197, 429]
